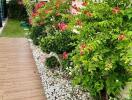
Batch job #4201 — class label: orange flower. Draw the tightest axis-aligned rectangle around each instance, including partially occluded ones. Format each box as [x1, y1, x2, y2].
[56, 2, 60, 8]
[44, 9, 52, 14]
[84, 11, 93, 17]
[32, 12, 39, 17]
[76, 20, 82, 26]
[86, 12, 93, 17]
[118, 34, 125, 41]
[79, 43, 86, 56]
[56, 13, 61, 16]
[112, 7, 120, 14]
[80, 43, 86, 49]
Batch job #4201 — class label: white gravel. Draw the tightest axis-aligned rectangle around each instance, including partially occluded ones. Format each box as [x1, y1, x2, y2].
[29, 39, 91, 100]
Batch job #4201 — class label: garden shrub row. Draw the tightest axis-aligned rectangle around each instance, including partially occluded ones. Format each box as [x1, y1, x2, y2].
[25, 0, 132, 99]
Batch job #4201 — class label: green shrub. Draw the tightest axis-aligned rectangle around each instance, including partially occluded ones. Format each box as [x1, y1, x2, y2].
[69, 1, 132, 100]
[30, 26, 47, 45]
[29, 0, 75, 49]
[40, 31, 77, 54]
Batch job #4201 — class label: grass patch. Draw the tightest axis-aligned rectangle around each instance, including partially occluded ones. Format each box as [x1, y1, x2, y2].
[1, 19, 28, 37]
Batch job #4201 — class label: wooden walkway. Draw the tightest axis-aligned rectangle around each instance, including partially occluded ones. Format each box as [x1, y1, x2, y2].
[0, 38, 46, 100]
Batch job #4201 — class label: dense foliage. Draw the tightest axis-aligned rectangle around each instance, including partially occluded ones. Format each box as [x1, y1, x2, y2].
[40, 31, 77, 54]
[26, 0, 132, 99]
[29, 0, 77, 54]
[70, 1, 132, 100]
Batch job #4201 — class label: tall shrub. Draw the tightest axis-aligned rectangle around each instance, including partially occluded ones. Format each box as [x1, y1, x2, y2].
[70, 1, 132, 100]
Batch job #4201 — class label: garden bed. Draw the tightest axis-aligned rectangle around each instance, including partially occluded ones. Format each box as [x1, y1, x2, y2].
[29, 39, 91, 100]
[26, 0, 132, 99]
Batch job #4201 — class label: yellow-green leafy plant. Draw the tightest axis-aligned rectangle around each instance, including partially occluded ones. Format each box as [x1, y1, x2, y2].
[69, 1, 132, 100]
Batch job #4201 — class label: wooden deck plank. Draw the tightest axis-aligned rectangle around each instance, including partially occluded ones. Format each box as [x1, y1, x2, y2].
[0, 38, 46, 100]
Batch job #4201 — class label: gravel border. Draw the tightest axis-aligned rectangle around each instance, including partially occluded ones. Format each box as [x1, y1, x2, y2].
[29, 39, 91, 100]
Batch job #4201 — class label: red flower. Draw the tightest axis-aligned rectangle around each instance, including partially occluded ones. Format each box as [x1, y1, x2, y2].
[83, 11, 93, 17]
[80, 50, 84, 56]
[82, 2, 88, 6]
[44, 9, 52, 14]
[112, 7, 120, 14]
[76, 20, 82, 26]
[58, 22, 68, 31]
[118, 34, 125, 41]
[63, 52, 68, 60]
[56, 13, 61, 16]
[35, 1, 46, 11]
[80, 43, 86, 49]
[32, 12, 39, 17]
[79, 43, 86, 56]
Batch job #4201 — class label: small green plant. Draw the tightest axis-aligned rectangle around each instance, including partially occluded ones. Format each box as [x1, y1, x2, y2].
[45, 56, 60, 68]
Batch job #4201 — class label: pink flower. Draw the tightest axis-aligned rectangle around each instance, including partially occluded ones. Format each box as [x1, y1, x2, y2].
[70, 1, 82, 15]
[70, 7, 79, 15]
[63, 52, 68, 60]
[58, 22, 68, 31]
[72, 1, 83, 8]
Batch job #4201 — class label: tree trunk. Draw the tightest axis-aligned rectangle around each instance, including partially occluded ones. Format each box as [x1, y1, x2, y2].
[0, 16, 2, 27]
[100, 88, 109, 100]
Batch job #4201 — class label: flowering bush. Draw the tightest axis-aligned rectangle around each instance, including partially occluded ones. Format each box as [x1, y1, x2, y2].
[26, 0, 132, 99]
[29, 0, 78, 53]
[69, 1, 132, 100]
